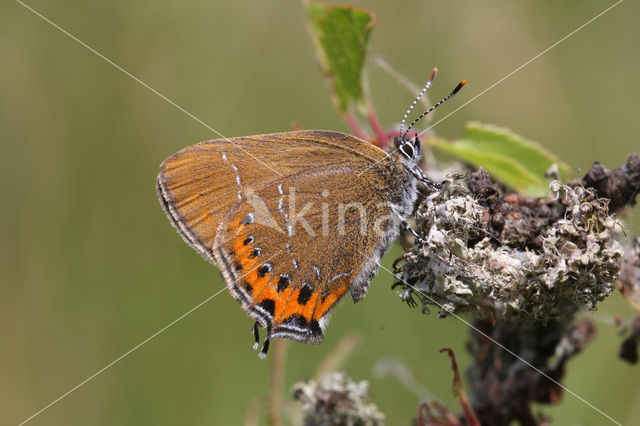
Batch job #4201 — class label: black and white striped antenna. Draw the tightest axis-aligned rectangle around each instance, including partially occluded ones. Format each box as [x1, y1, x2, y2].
[400, 67, 438, 137]
[403, 79, 467, 138]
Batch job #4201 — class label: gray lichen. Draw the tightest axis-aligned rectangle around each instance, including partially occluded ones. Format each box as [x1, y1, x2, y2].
[619, 236, 640, 311]
[394, 178, 624, 322]
[292, 372, 384, 426]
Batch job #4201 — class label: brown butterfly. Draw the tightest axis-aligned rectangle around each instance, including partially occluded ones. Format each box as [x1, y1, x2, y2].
[157, 77, 465, 357]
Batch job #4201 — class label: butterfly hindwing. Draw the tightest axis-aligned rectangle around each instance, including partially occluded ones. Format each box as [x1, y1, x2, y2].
[213, 162, 403, 346]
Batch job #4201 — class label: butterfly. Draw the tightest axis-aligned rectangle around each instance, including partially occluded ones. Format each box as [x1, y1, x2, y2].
[157, 73, 465, 358]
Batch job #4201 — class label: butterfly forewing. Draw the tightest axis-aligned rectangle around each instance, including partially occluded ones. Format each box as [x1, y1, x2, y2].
[158, 130, 409, 346]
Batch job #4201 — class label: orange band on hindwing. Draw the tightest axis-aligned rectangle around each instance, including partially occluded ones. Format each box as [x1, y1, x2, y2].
[312, 283, 349, 321]
[222, 208, 355, 344]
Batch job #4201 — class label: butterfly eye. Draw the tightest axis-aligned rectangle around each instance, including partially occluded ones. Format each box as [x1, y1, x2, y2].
[399, 141, 415, 159]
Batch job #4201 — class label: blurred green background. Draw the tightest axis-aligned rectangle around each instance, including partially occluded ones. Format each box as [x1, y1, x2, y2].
[2, 0, 639, 424]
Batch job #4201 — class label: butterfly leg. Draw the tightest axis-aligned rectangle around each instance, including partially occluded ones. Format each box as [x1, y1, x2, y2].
[252, 322, 271, 359]
[418, 175, 443, 192]
[259, 335, 271, 359]
[410, 165, 442, 192]
[399, 216, 426, 245]
[252, 322, 260, 350]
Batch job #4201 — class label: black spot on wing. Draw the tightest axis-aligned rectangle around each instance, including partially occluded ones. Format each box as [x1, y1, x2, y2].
[282, 314, 308, 329]
[297, 283, 313, 306]
[258, 263, 272, 277]
[310, 320, 322, 338]
[259, 299, 276, 317]
[277, 275, 290, 292]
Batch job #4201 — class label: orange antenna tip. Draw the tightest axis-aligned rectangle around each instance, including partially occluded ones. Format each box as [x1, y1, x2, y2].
[403, 77, 468, 135]
[429, 68, 438, 82]
[451, 81, 466, 95]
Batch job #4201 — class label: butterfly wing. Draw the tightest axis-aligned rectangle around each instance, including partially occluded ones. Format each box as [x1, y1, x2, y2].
[157, 130, 383, 263]
[158, 130, 412, 350]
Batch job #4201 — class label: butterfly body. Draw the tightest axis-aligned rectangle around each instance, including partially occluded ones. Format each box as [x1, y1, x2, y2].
[157, 130, 421, 355]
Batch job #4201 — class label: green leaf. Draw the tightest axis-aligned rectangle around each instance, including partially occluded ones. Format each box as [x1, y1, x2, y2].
[431, 122, 571, 196]
[307, 2, 375, 114]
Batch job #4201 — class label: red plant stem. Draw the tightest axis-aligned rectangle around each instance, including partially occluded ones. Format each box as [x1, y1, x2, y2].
[345, 113, 368, 141]
[416, 402, 430, 426]
[440, 348, 481, 426]
[367, 107, 388, 147]
[431, 400, 462, 425]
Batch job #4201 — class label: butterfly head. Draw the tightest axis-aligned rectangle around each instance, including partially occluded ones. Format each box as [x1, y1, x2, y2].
[393, 134, 421, 165]
[390, 134, 429, 186]
[395, 70, 466, 182]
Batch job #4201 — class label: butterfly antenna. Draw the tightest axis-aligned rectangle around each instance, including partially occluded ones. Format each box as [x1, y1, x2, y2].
[400, 67, 438, 136]
[403, 80, 467, 137]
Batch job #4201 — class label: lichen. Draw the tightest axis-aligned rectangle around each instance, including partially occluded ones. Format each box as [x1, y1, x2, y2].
[393, 178, 624, 322]
[292, 371, 384, 426]
[619, 236, 640, 312]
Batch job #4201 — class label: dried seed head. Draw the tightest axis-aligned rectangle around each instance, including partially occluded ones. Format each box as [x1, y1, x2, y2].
[394, 177, 624, 322]
[292, 372, 384, 426]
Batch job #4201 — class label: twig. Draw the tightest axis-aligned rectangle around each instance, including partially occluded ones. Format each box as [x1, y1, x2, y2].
[314, 332, 362, 379]
[268, 339, 288, 426]
[440, 348, 480, 426]
[372, 359, 436, 402]
[244, 396, 265, 426]
[374, 55, 432, 111]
